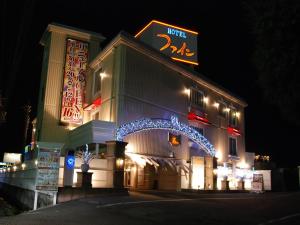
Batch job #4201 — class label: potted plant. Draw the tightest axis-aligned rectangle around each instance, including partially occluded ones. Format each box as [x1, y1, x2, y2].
[76, 144, 96, 172]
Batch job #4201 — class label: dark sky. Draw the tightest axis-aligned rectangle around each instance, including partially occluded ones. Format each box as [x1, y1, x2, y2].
[0, 0, 299, 167]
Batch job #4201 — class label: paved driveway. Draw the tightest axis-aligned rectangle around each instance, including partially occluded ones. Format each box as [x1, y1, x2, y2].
[0, 191, 299, 225]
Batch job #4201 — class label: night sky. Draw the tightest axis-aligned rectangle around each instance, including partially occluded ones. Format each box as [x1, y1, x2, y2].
[0, 0, 299, 167]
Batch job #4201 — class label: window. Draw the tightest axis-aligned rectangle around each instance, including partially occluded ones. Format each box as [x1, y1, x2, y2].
[91, 111, 100, 120]
[190, 88, 204, 109]
[218, 102, 228, 118]
[168, 132, 181, 146]
[229, 137, 237, 156]
[192, 126, 204, 136]
[195, 127, 204, 136]
[93, 68, 101, 96]
[229, 109, 238, 127]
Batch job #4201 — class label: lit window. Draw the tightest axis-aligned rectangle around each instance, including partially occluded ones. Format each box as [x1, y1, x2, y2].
[168, 132, 181, 146]
[192, 126, 204, 136]
[229, 137, 237, 156]
[190, 88, 205, 109]
[93, 68, 102, 96]
[218, 102, 228, 118]
[229, 109, 238, 127]
[91, 111, 100, 120]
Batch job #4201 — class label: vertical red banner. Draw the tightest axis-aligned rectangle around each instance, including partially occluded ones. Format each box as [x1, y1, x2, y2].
[60, 39, 89, 124]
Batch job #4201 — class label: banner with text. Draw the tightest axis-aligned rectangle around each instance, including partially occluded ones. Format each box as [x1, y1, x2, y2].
[60, 39, 89, 124]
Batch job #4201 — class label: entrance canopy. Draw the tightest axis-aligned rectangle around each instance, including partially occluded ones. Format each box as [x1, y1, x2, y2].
[116, 116, 216, 157]
[125, 152, 189, 174]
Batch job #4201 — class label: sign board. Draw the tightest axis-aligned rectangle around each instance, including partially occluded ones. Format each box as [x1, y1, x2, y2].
[3, 153, 21, 164]
[66, 155, 75, 170]
[36, 148, 61, 191]
[135, 20, 198, 65]
[60, 39, 89, 124]
[252, 173, 263, 192]
[168, 132, 181, 146]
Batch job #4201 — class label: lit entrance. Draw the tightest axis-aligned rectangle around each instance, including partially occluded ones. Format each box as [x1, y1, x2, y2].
[116, 116, 216, 190]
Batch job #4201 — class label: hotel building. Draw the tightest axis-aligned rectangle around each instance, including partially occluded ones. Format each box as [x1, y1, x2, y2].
[34, 21, 254, 191]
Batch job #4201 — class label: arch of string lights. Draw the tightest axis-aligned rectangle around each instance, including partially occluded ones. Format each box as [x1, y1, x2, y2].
[116, 116, 216, 157]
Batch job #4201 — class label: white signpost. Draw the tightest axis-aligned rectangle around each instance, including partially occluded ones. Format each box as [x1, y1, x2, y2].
[252, 173, 264, 193]
[34, 142, 63, 210]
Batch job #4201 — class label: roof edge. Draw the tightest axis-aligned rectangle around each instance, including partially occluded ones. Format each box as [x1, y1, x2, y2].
[90, 31, 248, 107]
[40, 23, 106, 46]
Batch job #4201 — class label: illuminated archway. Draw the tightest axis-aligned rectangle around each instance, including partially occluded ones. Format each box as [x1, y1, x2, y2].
[116, 116, 216, 157]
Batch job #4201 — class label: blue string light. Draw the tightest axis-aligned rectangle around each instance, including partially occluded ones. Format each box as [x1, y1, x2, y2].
[116, 116, 216, 157]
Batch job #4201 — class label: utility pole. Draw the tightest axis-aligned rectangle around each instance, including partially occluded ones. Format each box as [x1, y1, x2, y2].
[23, 103, 31, 147]
[0, 90, 7, 124]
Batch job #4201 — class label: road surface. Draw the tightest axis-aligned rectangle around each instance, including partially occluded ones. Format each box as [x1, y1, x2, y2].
[0, 191, 299, 225]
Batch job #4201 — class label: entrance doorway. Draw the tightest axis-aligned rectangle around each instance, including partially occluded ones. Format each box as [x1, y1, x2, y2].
[124, 159, 179, 190]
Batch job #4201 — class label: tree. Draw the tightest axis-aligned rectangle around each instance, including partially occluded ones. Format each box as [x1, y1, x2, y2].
[244, 0, 300, 125]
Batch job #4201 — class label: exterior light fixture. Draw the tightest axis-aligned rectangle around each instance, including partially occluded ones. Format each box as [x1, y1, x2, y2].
[235, 112, 240, 118]
[99, 71, 107, 79]
[183, 88, 190, 97]
[116, 158, 124, 169]
[215, 151, 222, 162]
[67, 125, 76, 131]
[224, 107, 230, 112]
[21, 163, 26, 170]
[203, 97, 209, 104]
[213, 102, 219, 108]
[213, 169, 218, 175]
[35, 160, 38, 166]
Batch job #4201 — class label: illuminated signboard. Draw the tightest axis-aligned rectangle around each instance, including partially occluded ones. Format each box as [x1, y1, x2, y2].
[3, 153, 22, 164]
[135, 20, 198, 65]
[60, 39, 89, 124]
[36, 148, 60, 191]
[168, 132, 181, 146]
[66, 155, 75, 170]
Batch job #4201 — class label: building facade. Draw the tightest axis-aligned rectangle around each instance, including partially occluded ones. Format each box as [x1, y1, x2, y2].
[35, 22, 254, 191]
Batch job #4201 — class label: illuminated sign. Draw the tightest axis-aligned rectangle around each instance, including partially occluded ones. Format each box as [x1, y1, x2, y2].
[188, 112, 210, 125]
[252, 174, 263, 192]
[3, 153, 22, 164]
[168, 132, 181, 146]
[60, 39, 89, 124]
[66, 155, 75, 170]
[227, 126, 241, 136]
[135, 20, 198, 65]
[36, 148, 60, 191]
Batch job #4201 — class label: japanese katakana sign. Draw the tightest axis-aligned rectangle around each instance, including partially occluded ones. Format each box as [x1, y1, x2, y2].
[135, 20, 198, 65]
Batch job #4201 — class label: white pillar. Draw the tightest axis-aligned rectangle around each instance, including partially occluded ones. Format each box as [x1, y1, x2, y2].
[95, 143, 99, 157]
[33, 191, 38, 210]
[53, 192, 57, 205]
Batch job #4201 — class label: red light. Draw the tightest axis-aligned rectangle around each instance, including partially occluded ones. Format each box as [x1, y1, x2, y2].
[93, 98, 101, 106]
[227, 127, 241, 136]
[188, 112, 210, 124]
[84, 98, 101, 111]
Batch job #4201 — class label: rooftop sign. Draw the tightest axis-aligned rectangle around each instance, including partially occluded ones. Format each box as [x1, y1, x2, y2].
[135, 20, 198, 65]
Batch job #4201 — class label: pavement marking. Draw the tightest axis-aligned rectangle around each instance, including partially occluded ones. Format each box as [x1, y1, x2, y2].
[97, 198, 192, 208]
[257, 212, 300, 225]
[97, 197, 258, 208]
